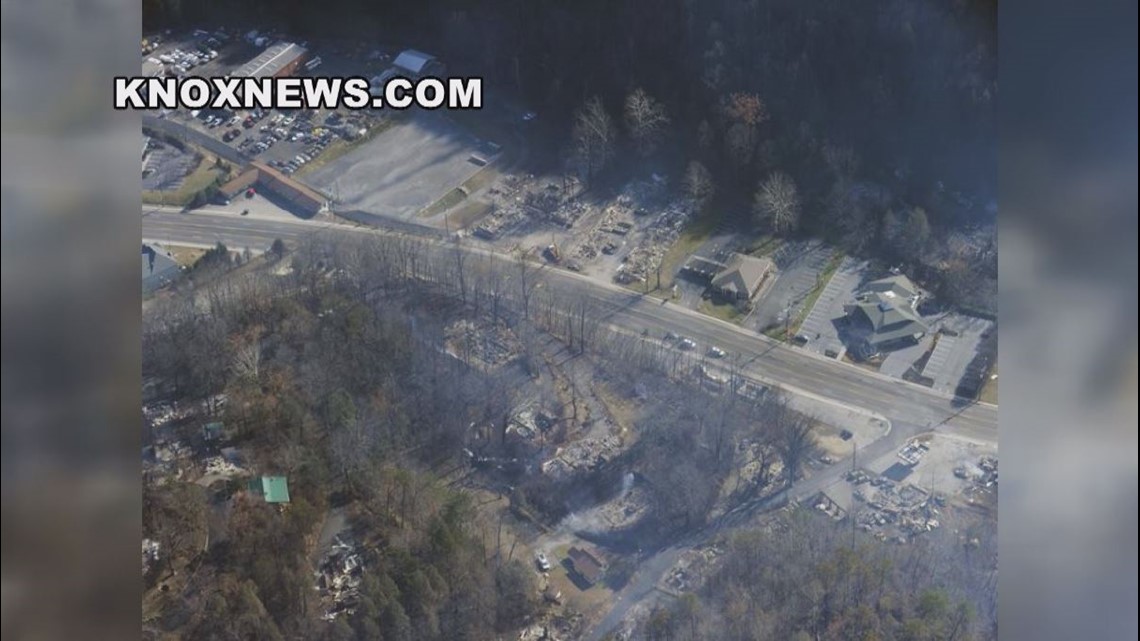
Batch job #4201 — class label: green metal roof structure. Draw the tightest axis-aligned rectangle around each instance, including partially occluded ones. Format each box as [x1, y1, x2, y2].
[248, 475, 291, 503]
[202, 422, 225, 439]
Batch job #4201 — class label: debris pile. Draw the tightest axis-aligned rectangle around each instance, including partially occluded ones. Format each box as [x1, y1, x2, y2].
[144, 401, 193, 430]
[444, 319, 523, 370]
[661, 544, 721, 595]
[897, 439, 930, 465]
[573, 203, 636, 262]
[959, 455, 998, 504]
[142, 538, 161, 575]
[614, 200, 694, 285]
[315, 536, 364, 621]
[475, 175, 584, 239]
[595, 485, 651, 529]
[154, 441, 190, 463]
[508, 407, 556, 441]
[552, 435, 622, 471]
[518, 624, 562, 640]
[812, 492, 846, 520]
[202, 456, 244, 477]
[848, 472, 946, 543]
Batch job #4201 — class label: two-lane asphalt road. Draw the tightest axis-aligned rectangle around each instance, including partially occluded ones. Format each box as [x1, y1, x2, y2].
[142, 207, 326, 251]
[145, 208, 997, 640]
[142, 209, 996, 440]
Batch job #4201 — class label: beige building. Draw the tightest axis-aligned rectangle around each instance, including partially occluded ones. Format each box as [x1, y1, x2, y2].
[710, 253, 774, 301]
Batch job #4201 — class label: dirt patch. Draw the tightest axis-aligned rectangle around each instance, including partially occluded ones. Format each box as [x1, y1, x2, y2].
[168, 246, 208, 267]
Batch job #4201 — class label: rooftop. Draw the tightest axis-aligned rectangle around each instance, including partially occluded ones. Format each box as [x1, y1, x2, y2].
[142, 244, 180, 286]
[863, 274, 920, 301]
[249, 475, 291, 503]
[233, 42, 308, 78]
[392, 49, 437, 75]
[567, 546, 605, 584]
[711, 253, 774, 298]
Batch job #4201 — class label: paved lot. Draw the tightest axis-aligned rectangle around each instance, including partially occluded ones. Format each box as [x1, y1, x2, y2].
[797, 256, 866, 356]
[142, 143, 199, 191]
[301, 113, 491, 220]
[881, 334, 934, 378]
[749, 240, 833, 334]
[673, 231, 738, 310]
[925, 314, 995, 394]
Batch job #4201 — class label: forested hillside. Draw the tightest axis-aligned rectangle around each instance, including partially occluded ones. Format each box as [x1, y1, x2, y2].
[145, 0, 996, 308]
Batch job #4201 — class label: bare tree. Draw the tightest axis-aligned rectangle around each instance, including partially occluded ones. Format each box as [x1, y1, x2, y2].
[682, 161, 716, 209]
[570, 96, 617, 183]
[822, 143, 860, 182]
[624, 88, 670, 156]
[515, 251, 543, 322]
[452, 240, 469, 309]
[230, 325, 263, 381]
[776, 412, 818, 486]
[753, 172, 801, 234]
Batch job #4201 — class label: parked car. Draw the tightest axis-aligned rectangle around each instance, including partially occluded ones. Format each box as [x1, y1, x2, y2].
[678, 338, 697, 350]
[708, 346, 726, 358]
[535, 552, 551, 572]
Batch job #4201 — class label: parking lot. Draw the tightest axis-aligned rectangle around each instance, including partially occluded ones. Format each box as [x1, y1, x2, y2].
[880, 334, 934, 378]
[300, 112, 491, 220]
[142, 140, 199, 191]
[796, 256, 867, 357]
[748, 240, 834, 335]
[924, 314, 995, 395]
[144, 29, 392, 182]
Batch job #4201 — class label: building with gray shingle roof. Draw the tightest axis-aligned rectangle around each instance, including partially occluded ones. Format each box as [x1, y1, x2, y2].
[233, 42, 308, 79]
[392, 50, 445, 77]
[710, 253, 774, 301]
[142, 244, 180, 292]
[844, 274, 928, 351]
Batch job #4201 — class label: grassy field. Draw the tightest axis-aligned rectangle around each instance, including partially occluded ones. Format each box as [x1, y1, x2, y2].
[546, 543, 615, 618]
[419, 187, 469, 218]
[445, 199, 494, 230]
[656, 208, 718, 291]
[747, 235, 785, 257]
[761, 325, 787, 340]
[168, 246, 207, 267]
[141, 156, 226, 207]
[699, 297, 745, 323]
[461, 153, 510, 195]
[788, 251, 845, 336]
[419, 131, 516, 221]
[979, 364, 998, 404]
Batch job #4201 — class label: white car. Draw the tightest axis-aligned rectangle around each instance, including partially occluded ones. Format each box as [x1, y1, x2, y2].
[535, 552, 551, 572]
[708, 346, 726, 358]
